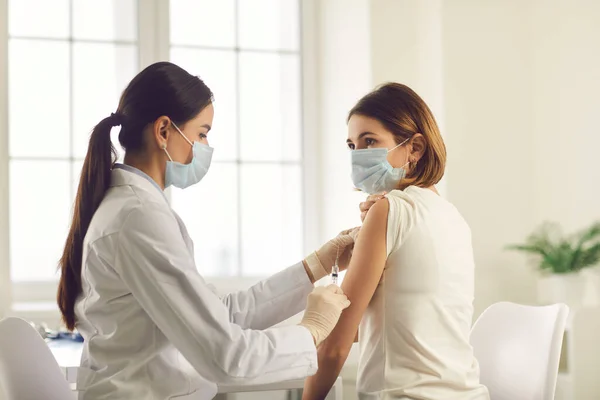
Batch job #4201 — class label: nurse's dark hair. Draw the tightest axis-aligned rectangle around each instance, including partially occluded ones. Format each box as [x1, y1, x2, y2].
[58, 62, 213, 330]
[348, 82, 446, 188]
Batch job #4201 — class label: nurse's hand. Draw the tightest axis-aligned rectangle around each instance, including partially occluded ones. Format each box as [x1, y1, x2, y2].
[359, 193, 387, 222]
[299, 285, 351, 346]
[303, 228, 360, 282]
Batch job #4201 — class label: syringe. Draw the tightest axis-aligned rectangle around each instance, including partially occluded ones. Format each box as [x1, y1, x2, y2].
[331, 264, 339, 285]
[331, 244, 340, 285]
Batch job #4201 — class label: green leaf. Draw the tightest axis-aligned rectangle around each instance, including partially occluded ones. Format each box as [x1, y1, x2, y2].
[571, 222, 600, 270]
[505, 244, 548, 255]
[506, 221, 600, 274]
[575, 242, 600, 270]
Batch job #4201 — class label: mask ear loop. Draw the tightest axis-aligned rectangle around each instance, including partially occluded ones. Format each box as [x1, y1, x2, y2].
[387, 137, 410, 154]
[162, 143, 173, 161]
[401, 144, 411, 170]
[172, 121, 194, 147]
[390, 137, 412, 169]
[163, 121, 194, 162]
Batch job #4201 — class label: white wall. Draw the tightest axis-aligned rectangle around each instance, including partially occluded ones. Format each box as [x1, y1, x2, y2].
[441, 0, 540, 314]
[316, 0, 373, 242]
[531, 0, 600, 231]
[370, 0, 444, 131]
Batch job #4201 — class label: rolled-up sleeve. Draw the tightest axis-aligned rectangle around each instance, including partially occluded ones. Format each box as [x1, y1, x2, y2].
[219, 263, 313, 329]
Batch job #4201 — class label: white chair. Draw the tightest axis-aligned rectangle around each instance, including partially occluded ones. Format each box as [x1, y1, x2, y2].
[0, 317, 75, 400]
[470, 302, 569, 400]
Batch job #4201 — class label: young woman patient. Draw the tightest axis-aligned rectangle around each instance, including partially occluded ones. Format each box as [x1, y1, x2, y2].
[302, 83, 489, 400]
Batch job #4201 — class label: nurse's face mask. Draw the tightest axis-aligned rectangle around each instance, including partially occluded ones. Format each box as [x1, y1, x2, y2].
[162, 122, 214, 189]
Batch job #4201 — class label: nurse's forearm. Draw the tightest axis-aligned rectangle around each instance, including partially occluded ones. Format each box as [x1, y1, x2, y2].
[223, 262, 313, 329]
[302, 344, 349, 400]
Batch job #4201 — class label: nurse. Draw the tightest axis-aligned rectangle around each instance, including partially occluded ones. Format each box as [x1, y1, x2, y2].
[57, 61, 355, 400]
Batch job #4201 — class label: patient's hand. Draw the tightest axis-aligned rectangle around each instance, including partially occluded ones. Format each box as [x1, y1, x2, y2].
[359, 193, 387, 222]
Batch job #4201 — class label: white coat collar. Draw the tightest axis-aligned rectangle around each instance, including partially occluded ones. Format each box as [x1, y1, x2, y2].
[110, 165, 168, 205]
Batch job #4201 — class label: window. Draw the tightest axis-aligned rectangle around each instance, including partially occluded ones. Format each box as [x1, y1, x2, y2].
[169, 0, 303, 277]
[7, 0, 138, 283]
[1, 0, 308, 314]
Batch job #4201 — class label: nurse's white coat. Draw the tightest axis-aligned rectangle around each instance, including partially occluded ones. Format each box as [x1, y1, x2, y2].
[74, 167, 317, 399]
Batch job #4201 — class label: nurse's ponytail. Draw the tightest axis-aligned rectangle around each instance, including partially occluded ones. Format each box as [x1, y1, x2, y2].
[57, 62, 213, 331]
[58, 115, 118, 330]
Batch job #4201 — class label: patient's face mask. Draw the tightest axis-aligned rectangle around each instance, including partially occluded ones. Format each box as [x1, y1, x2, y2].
[350, 138, 410, 194]
[163, 122, 213, 189]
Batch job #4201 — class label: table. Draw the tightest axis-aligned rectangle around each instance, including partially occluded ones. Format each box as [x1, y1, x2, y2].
[47, 339, 81, 386]
[49, 340, 343, 399]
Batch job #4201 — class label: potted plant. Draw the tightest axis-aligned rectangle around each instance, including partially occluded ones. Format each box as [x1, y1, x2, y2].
[506, 221, 600, 307]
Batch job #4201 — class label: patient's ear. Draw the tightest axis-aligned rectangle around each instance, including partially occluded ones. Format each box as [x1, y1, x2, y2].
[409, 133, 426, 163]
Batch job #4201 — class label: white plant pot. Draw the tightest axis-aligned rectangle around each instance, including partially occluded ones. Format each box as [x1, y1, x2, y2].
[580, 266, 600, 307]
[537, 273, 587, 309]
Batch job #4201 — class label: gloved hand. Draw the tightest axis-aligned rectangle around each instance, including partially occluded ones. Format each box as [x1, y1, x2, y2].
[299, 285, 351, 346]
[359, 193, 387, 222]
[303, 228, 360, 282]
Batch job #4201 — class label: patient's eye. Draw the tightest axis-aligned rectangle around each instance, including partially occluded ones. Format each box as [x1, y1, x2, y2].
[365, 138, 376, 146]
[347, 143, 355, 150]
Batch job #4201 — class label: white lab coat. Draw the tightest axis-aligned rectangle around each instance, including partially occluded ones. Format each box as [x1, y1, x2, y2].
[74, 167, 317, 400]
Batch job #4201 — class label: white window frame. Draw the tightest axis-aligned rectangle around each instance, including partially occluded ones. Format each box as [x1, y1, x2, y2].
[0, 0, 321, 326]
[0, 0, 11, 319]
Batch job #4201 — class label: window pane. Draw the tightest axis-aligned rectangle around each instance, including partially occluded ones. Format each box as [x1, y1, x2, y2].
[170, 0, 235, 48]
[240, 164, 302, 276]
[238, 0, 299, 51]
[239, 53, 301, 162]
[72, 0, 137, 41]
[9, 40, 70, 158]
[10, 160, 71, 281]
[72, 43, 137, 158]
[9, 0, 69, 39]
[171, 163, 239, 276]
[170, 48, 237, 161]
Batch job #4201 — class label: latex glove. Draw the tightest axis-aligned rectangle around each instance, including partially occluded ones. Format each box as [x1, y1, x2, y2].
[359, 193, 387, 222]
[303, 228, 360, 282]
[299, 285, 351, 346]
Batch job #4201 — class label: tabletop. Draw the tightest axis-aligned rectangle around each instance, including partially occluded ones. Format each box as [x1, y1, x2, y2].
[48, 340, 342, 399]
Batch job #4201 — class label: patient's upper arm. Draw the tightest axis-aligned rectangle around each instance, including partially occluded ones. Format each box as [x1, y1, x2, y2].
[320, 199, 390, 352]
[342, 198, 389, 314]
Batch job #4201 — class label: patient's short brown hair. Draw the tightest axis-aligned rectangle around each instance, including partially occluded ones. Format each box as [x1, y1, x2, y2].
[348, 83, 446, 188]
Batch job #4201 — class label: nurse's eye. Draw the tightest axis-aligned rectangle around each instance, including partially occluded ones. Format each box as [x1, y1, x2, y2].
[365, 138, 376, 146]
[347, 143, 355, 150]
[199, 133, 207, 140]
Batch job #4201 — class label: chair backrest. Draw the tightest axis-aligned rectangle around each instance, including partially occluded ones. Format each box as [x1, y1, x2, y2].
[470, 302, 569, 400]
[0, 317, 75, 400]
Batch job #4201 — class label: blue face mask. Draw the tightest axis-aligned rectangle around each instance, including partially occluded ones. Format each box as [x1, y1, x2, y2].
[163, 122, 213, 189]
[350, 139, 409, 194]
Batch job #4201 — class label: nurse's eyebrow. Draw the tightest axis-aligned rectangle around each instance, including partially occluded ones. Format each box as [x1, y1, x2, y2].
[201, 124, 212, 132]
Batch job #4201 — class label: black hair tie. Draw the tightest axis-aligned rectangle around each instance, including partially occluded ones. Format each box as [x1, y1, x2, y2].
[109, 112, 123, 127]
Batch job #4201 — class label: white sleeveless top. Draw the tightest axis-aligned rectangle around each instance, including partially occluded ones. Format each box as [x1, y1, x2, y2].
[356, 186, 489, 400]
